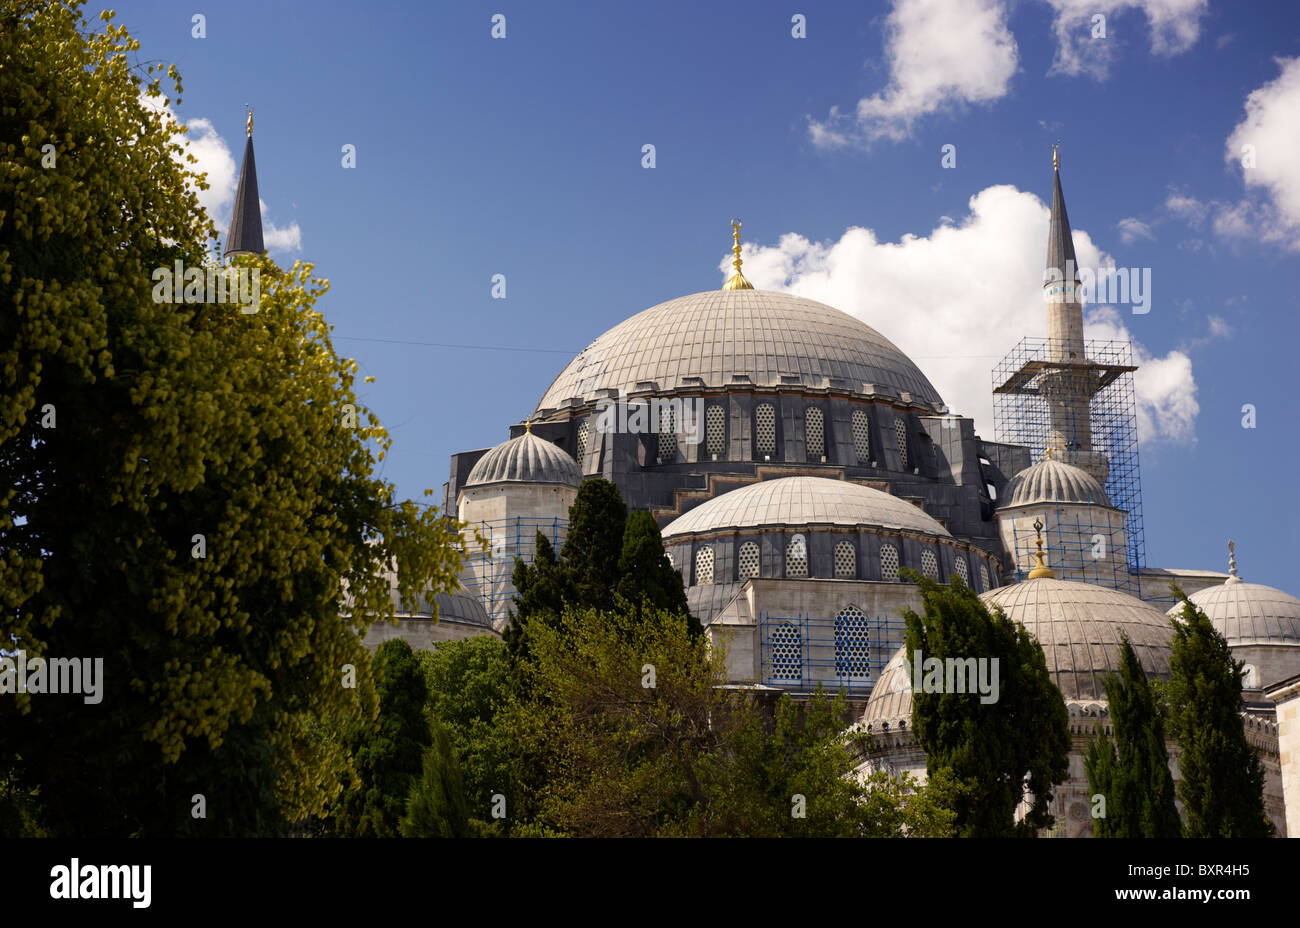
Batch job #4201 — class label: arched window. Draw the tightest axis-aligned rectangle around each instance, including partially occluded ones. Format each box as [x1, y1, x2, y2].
[658, 405, 677, 462]
[894, 417, 910, 469]
[805, 407, 825, 461]
[770, 622, 803, 682]
[575, 418, 589, 465]
[921, 549, 939, 580]
[786, 535, 808, 578]
[737, 541, 760, 580]
[755, 403, 776, 457]
[694, 545, 714, 585]
[852, 409, 871, 464]
[835, 605, 871, 680]
[979, 562, 991, 592]
[954, 554, 969, 585]
[833, 540, 856, 578]
[706, 404, 726, 459]
[880, 543, 899, 581]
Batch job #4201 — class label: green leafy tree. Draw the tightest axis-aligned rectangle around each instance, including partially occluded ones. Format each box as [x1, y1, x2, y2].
[337, 640, 431, 837]
[512, 603, 956, 837]
[505, 532, 572, 668]
[559, 478, 626, 612]
[0, 1, 467, 836]
[400, 722, 472, 838]
[902, 572, 1070, 837]
[416, 637, 512, 832]
[615, 510, 697, 634]
[1083, 634, 1180, 837]
[1166, 590, 1273, 837]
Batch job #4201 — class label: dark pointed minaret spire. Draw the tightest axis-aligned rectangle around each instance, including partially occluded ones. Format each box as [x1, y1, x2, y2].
[224, 106, 264, 260]
[1045, 144, 1078, 285]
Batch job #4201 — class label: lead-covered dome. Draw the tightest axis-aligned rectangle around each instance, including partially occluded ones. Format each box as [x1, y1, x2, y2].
[535, 289, 943, 412]
[464, 431, 581, 488]
[661, 476, 951, 539]
[1171, 578, 1300, 648]
[1002, 458, 1111, 508]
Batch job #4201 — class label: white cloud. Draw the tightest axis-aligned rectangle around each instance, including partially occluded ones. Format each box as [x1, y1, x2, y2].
[1223, 56, 1300, 250]
[1117, 217, 1154, 244]
[1164, 191, 1208, 226]
[138, 93, 300, 255]
[721, 185, 1198, 445]
[1043, 0, 1208, 79]
[809, 0, 1018, 146]
[1207, 314, 1232, 338]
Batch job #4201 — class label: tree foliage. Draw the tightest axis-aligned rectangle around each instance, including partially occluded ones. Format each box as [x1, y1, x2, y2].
[558, 479, 626, 613]
[400, 722, 472, 839]
[1166, 590, 1273, 838]
[0, 1, 465, 836]
[616, 510, 697, 634]
[1083, 634, 1180, 837]
[901, 572, 1070, 837]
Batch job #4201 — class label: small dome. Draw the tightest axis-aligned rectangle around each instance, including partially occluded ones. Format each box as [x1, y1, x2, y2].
[1171, 580, 1300, 648]
[464, 431, 581, 488]
[1001, 458, 1111, 508]
[661, 476, 950, 539]
[862, 576, 1174, 724]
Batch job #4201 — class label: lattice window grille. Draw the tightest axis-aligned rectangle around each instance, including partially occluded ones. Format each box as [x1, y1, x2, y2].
[833, 541, 856, 578]
[852, 409, 871, 464]
[575, 418, 589, 464]
[880, 543, 900, 582]
[738, 541, 760, 579]
[658, 406, 678, 462]
[770, 623, 803, 682]
[894, 417, 910, 469]
[979, 562, 991, 592]
[695, 545, 714, 585]
[706, 405, 726, 458]
[786, 535, 808, 578]
[921, 549, 939, 580]
[835, 606, 871, 680]
[954, 555, 969, 584]
[806, 407, 825, 460]
[755, 404, 776, 456]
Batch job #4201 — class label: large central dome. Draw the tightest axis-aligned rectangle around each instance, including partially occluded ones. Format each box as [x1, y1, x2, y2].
[535, 289, 944, 412]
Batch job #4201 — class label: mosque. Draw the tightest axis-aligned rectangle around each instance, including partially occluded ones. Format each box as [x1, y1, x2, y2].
[220, 124, 1300, 835]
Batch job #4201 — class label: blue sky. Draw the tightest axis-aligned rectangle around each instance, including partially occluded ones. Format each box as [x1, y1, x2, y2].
[107, 0, 1299, 588]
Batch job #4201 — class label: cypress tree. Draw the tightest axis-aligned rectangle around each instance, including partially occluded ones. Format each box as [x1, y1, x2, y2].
[902, 571, 1070, 837]
[1083, 634, 1180, 837]
[615, 510, 699, 634]
[560, 479, 627, 612]
[401, 723, 473, 838]
[1167, 591, 1273, 837]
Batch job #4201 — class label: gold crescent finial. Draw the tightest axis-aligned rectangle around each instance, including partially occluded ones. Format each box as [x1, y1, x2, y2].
[723, 218, 754, 291]
[1052, 141, 1060, 171]
[1045, 446, 1052, 460]
[246, 104, 254, 137]
[524, 416, 532, 434]
[1027, 516, 1056, 579]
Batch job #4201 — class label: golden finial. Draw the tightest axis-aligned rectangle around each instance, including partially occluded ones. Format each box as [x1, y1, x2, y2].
[1052, 141, 1060, 171]
[723, 219, 754, 291]
[524, 416, 532, 434]
[1027, 517, 1055, 579]
[245, 104, 254, 137]
[1045, 446, 1052, 460]
[1226, 540, 1241, 584]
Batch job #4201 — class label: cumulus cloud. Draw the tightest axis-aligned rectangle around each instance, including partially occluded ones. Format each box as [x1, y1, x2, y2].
[139, 94, 301, 255]
[1117, 217, 1154, 244]
[720, 185, 1198, 445]
[1164, 190, 1208, 227]
[1043, 0, 1208, 79]
[809, 0, 1018, 146]
[1223, 56, 1300, 250]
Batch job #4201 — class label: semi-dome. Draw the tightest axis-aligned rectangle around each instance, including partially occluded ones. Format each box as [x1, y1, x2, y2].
[862, 577, 1174, 725]
[464, 430, 581, 488]
[661, 476, 951, 539]
[535, 289, 944, 412]
[1001, 457, 1111, 508]
[1171, 577, 1300, 648]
